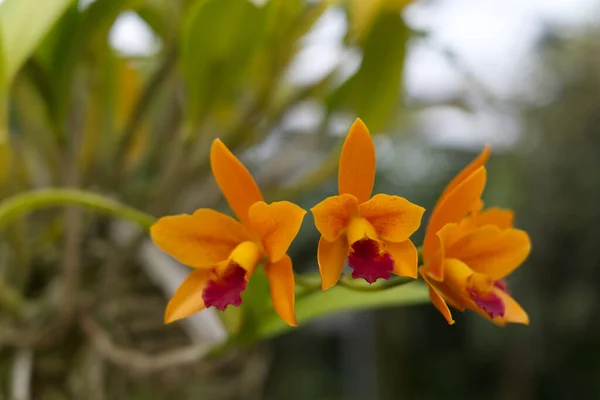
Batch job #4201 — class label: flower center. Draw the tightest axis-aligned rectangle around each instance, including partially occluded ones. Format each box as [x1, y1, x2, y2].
[347, 239, 394, 284]
[202, 265, 247, 311]
[467, 273, 505, 319]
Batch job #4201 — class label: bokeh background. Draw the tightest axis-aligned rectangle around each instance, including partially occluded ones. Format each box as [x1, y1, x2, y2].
[1, 0, 600, 399]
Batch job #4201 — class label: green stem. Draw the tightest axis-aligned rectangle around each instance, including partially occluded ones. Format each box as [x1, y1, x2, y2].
[294, 272, 417, 293]
[338, 275, 415, 292]
[294, 273, 321, 291]
[0, 189, 156, 229]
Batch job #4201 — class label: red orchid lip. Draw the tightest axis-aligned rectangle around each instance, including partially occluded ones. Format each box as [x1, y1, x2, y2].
[468, 288, 505, 319]
[348, 239, 394, 284]
[202, 265, 248, 311]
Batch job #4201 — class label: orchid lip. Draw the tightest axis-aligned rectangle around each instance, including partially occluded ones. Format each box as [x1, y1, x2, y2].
[202, 265, 247, 311]
[348, 239, 394, 284]
[468, 288, 505, 319]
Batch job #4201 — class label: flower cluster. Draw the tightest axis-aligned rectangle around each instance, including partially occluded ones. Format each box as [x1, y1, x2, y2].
[150, 119, 531, 327]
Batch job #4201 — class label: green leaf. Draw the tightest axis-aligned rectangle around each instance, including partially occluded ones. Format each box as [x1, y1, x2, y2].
[44, 0, 145, 127]
[328, 11, 410, 132]
[0, 0, 73, 84]
[137, 0, 183, 40]
[0, 34, 4, 90]
[257, 280, 430, 339]
[0, 92, 8, 183]
[181, 0, 269, 126]
[0, 39, 8, 183]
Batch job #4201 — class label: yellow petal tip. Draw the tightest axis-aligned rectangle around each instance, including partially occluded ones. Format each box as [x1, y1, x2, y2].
[164, 312, 177, 325]
[352, 117, 367, 128]
[211, 137, 224, 146]
[210, 138, 226, 155]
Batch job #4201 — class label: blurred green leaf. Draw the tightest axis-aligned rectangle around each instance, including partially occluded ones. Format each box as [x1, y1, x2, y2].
[348, 0, 414, 42]
[0, 35, 4, 90]
[0, 93, 8, 184]
[257, 280, 430, 338]
[137, 0, 185, 40]
[0, 32, 4, 99]
[0, 38, 8, 183]
[329, 10, 410, 132]
[261, 0, 323, 69]
[181, 0, 269, 127]
[38, 0, 143, 132]
[138, 4, 171, 40]
[0, 0, 72, 168]
[0, 0, 73, 85]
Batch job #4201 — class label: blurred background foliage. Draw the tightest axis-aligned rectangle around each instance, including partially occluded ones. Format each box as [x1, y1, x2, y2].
[0, 0, 599, 399]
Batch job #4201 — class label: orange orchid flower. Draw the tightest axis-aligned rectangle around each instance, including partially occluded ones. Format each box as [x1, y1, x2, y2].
[151, 139, 306, 326]
[311, 119, 425, 290]
[420, 146, 531, 326]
